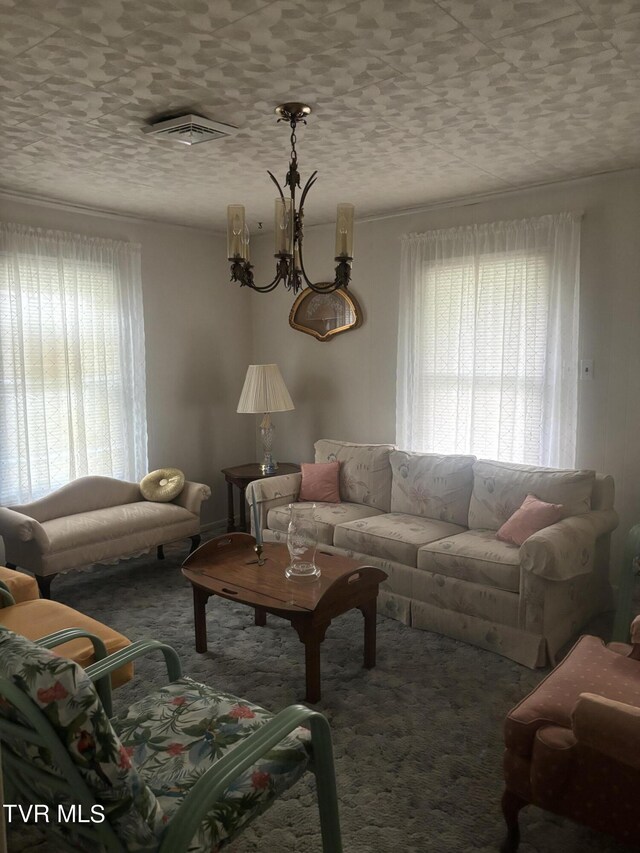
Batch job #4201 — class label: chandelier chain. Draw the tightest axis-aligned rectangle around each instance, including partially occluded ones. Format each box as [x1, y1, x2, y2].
[290, 119, 298, 163]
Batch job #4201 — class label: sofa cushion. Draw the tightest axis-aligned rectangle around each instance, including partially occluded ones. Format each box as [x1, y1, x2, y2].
[468, 460, 595, 531]
[418, 529, 521, 592]
[334, 513, 465, 567]
[390, 450, 475, 526]
[496, 494, 564, 546]
[139, 467, 185, 502]
[299, 462, 340, 503]
[113, 677, 311, 853]
[267, 502, 384, 546]
[42, 502, 197, 552]
[314, 439, 395, 511]
[0, 599, 133, 687]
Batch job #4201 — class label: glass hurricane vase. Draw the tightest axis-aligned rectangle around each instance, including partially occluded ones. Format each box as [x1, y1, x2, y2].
[285, 503, 320, 579]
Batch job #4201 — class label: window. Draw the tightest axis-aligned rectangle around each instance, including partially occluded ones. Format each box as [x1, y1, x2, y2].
[0, 223, 148, 505]
[397, 213, 581, 467]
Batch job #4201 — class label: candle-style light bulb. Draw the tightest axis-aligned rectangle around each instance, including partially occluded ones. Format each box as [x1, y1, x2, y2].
[335, 203, 354, 259]
[227, 204, 247, 260]
[274, 198, 294, 256]
[244, 223, 250, 262]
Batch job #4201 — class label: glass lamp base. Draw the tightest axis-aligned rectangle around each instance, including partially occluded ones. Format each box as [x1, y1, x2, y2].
[285, 562, 321, 580]
[260, 418, 277, 474]
[260, 458, 278, 474]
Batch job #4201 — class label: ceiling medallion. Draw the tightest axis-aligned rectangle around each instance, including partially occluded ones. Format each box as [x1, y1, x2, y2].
[226, 102, 354, 295]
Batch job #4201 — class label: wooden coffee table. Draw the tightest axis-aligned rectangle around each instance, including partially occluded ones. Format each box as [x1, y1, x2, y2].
[181, 534, 387, 703]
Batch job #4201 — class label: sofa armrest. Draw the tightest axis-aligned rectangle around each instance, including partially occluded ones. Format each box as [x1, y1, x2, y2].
[172, 481, 211, 516]
[572, 692, 640, 769]
[519, 508, 618, 581]
[246, 474, 302, 534]
[0, 507, 50, 550]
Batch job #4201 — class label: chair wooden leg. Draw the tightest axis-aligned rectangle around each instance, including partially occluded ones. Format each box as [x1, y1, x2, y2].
[157, 544, 165, 560]
[500, 789, 526, 853]
[310, 715, 343, 853]
[189, 535, 201, 554]
[35, 574, 57, 600]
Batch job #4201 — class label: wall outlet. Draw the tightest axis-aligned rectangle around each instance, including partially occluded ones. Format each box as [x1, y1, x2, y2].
[580, 358, 594, 380]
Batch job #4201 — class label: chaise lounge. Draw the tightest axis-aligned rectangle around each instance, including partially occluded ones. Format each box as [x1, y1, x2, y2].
[0, 475, 211, 597]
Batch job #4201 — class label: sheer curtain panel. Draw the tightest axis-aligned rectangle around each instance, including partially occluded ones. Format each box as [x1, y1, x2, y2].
[397, 213, 581, 468]
[0, 223, 148, 505]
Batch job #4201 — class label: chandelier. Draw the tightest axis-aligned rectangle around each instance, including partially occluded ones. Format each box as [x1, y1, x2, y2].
[226, 102, 354, 295]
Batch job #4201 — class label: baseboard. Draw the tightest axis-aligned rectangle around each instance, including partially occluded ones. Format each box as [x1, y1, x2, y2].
[202, 519, 228, 537]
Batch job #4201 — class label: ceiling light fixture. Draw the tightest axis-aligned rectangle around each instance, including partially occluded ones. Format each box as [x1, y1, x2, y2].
[227, 102, 354, 295]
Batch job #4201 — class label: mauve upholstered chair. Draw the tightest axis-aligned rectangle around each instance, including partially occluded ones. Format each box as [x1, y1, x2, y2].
[501, 615, 640, 851]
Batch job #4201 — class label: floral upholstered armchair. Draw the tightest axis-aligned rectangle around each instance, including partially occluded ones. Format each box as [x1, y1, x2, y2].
[0, 629, 342, 852]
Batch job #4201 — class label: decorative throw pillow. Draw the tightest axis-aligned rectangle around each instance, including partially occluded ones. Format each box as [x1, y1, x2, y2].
[496, 493, 564, 546]
[299, 462, 340, 503]
[140, 468, 185, 502]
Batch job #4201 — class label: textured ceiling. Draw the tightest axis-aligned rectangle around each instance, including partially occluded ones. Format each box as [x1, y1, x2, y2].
[0, 0, 639, 231]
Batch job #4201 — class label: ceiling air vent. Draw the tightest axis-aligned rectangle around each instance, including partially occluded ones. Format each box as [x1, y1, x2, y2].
[142, 114, 238, 145]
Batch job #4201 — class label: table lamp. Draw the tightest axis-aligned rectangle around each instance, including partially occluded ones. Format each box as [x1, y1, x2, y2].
[237, 364, 294, 474]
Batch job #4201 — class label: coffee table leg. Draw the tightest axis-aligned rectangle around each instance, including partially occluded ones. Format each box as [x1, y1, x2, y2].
[255, 606, 266, 627]
[360, 597, 377, 669]
[305, 634, 322, 704]
[193, 586, 209, 653]
[293, 619, 326, 704]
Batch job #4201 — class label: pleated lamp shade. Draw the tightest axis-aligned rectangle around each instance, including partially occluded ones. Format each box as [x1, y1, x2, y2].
[237, 364, 294, 414]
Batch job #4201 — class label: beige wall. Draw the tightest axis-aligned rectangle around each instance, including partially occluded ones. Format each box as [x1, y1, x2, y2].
[0, 196, 255, 530]
[249, 169, 640, 572]
[2, 168, 639, 574]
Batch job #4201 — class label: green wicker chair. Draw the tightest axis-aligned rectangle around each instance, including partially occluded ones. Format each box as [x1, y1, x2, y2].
[0, 628, 342, 852]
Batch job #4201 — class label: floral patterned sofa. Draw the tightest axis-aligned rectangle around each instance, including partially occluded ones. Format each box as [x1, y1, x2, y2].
[248, 440, 618, 667]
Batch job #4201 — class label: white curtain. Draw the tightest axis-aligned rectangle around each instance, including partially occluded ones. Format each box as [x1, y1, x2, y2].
[0, 222, 148, 505]
[397, 212, 581, 468]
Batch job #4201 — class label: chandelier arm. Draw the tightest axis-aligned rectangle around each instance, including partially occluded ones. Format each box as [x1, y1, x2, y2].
[298, 171, 318, 214]
[251, 278, 284, 293]
[296, 239, 345, 293]
[230, 258, 290, 293]
[249, 257, 291, 293]
[267, 170, 286, 203]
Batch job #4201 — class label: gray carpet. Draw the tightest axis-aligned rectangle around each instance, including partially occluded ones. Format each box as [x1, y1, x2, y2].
[8, 540, 634, 853]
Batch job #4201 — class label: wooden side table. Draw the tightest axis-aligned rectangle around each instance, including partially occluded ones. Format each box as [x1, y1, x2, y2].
[221, 462, 301, 533]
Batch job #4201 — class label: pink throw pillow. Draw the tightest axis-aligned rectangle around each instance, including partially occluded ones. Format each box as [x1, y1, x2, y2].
[299, 462, 340, 503]
[496, 494, 564, 546]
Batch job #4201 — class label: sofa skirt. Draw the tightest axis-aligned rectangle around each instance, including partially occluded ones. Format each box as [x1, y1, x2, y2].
[263, 530, 609, 669]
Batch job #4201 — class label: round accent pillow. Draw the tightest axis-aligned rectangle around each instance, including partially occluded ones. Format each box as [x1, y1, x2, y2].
[140, 468, 185, 502]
